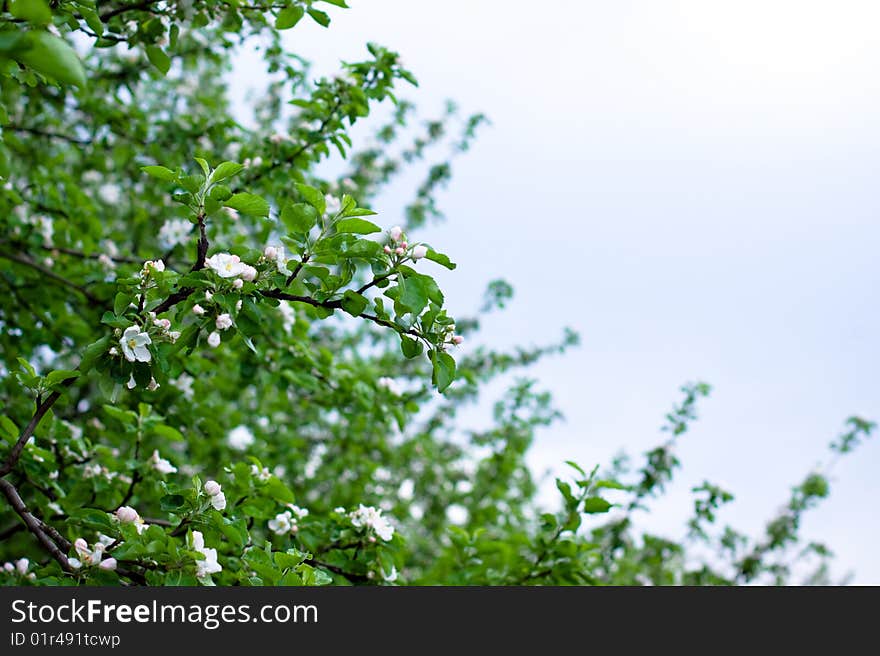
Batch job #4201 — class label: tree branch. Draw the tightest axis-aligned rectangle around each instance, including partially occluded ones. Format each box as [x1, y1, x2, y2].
[0, 478, 74, 572]
[0, 250, 99, 303]
[260, 288, 422, 338]
[5, 125, 92, 146]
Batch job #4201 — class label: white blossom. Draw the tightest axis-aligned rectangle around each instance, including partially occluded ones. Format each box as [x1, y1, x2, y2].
[227, 425, 255, 450]
[15, 558, 28, 575]
[204, 480, 222, 496]
[205, 252, 245, 278]
[142, 259, 165, 274]
[189, 531, 222, 579]
[215, 313, 233, 331]
[286, 504, 309, 520]
[115, 506, 147, 534]
[349, 504, 395, 541]
[99, 558, 117, 571]
[250, 464, 271, 482]
[239, 264, 257, 281]
[222, 206, 239, 221]
[192, 304, 206, 316]
[267, 511, 292, 535]
[232, 278, 243, 289]
[381, 565, 398, 582]
[389, 226, 403, 242]
[411, 245, 428, 260]
[207, 331, 221, 348]
[210, 492, 227, 511]
[150, 449, 177, 475]
[120, 326, 151, 362]
[158, 218, 191, 249]
[269, 132, 290, 144]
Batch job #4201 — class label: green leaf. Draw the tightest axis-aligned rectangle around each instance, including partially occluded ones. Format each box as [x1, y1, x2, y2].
[160, 494, 186, 512]
[431, 350, 456, 393]
[141, 165, 177, 182]
[10, 0, 52, 26]
[341, 290, 367, 317]
[45, 369, 79, 387]
[425, 249, 456, 270]
[274, 550, 306, 569]
[152, 424, 185, 442]
[281, 202, 317, 234]
[193, 157, 210, 178]
[275, 6, 304, 29]
[113, 292, 129, 317]
[79, 336, 110, 374]
[103, 405, 137, 426]
[396, 275, 428, 315]
[225, 193, 269, 216]
[15, 31, 87, 87]
[400, 336, 423, 359]
[294, 183, 326, 215]
[335, 218, 381, 235]
[582, 497, 613, 514]
[145, 45, 171, 75]
[210, 161, 244, 184]
[307, 7, 331, 26]
[0, 416, 19, 444]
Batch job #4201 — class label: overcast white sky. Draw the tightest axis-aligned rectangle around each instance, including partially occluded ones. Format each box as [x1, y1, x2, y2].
[234, 0, 880, 582]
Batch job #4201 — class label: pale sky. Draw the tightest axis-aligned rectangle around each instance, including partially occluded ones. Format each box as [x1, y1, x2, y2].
[233, 0, 880, 582]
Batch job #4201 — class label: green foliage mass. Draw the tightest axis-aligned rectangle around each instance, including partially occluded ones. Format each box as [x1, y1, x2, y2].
[0, 1, 874, 586]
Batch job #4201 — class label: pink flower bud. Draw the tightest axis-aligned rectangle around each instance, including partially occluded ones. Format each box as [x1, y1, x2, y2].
[395, 247, 405, 255]
[400, 242, 408, 249]
[192, 304, 206, 316]
[99, 558, 117, 571]
[452, 335, 463, 345]
[240, 265, 257, 282]
[383, 246, 392, 254]
[232, 278, 244, 289]
[263, 246, 278, 260]
[389, 226, 403, 242]
[411, 245, 428, 260]
[115, 507, 139, 523]
[204, 480, 222, 496]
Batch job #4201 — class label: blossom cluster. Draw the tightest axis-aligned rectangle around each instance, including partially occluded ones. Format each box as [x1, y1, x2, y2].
[383, 226, 428, 261]
[268, 504, 309, 535]
[189, 531, 222, 580]
[348, 504, 395, 542]
[68, 537, 117, 571]
[203, 480, 227, 511]
[2, 558, 35, 580]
